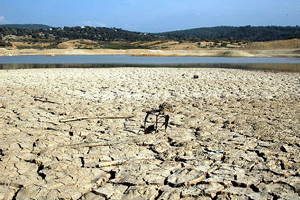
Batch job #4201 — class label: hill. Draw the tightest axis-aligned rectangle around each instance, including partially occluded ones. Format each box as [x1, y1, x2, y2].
[158, 26, 300, 41]
[0, 25, 157, 42]
[0, 24, 52, 30]
[1, 24, 300, 43]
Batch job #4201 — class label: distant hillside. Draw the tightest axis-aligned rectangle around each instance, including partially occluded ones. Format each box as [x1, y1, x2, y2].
[0, 25, 157, 42]
[0, 24, 52, 30]
[158, 26, 300, 41]
[1, 24, 300, 42]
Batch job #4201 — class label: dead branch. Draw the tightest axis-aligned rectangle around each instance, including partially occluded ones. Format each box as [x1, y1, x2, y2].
[34, 98, 57, 104]
[98, 160, 127, 167]
[59, 114, 136, 123]
[97, 156, 156, 168]
[0, 182, 23, 188]
[67, 141, 129, 148]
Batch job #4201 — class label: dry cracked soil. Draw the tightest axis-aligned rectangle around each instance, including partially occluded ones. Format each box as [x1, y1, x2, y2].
[0, 68, 299, 199]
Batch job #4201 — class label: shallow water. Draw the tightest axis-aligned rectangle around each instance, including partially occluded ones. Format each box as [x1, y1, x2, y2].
[0, 55, 300, 72]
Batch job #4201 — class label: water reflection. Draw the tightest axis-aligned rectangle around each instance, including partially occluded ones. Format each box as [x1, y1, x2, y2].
[1, 63, 299, 72]
[1, 55, 300, 64]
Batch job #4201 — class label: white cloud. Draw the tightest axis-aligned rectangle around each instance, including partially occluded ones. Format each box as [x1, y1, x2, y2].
[82, 21, 106, 27]
[0, 16, 9, 24]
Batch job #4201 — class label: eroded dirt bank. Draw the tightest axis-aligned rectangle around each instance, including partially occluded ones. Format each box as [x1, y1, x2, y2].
[0, 48, 300, 57]
[0, 68, 299, 199]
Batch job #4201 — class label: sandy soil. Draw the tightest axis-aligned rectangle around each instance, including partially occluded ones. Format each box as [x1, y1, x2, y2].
[0, 68, 299, 199]
[1, 38, 300, 57]
[1, 47, 300, 58]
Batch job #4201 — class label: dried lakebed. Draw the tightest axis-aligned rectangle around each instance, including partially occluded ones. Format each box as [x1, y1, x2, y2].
[0, 68, 299, 199]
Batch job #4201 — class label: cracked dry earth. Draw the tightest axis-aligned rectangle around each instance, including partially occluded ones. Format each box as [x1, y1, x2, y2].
[0, 68, 299, 199]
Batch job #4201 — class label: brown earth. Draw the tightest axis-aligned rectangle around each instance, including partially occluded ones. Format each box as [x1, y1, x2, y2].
[245, 39, 300, 50]
[0, 68, 299, 199]
[1, 39, 300, 57]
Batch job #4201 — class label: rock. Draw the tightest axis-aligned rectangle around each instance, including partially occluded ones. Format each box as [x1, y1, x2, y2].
[203, 174, 232, 186]
[221, 186, 253, 197]
[93, 183, 128, 199]
[81, 192, 106, 200]
[121, 186, 158, 200]
[204, 183, 224, 198]
[113, 170, 146, 186]
[0, 185, 19, 200]
[280, 193, 300, 200]
[143, 169, 170, 186]
[181, 184, 209, 198]
[281, 176, 300, 194]
[14, 161, 38, 176]
[262, 183, 296, 198]
[157, 185, 181, 200]
[234, 173, 262, 187]
[151, 142, 170, 154]
[15, 185, 42, 200]
[167, 168, 206, 187]
[193, 160, 214, 172]
[83, 157, 100, 168]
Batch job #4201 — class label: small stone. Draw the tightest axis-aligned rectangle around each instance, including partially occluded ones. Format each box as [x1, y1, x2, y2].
[262, 183, 295, 197]
[204, 182, 224, 198]
[157, 185, 181, 200]
[235, 174, 262, 187]
[181, 184, 208, 198]
[281, 176, 300, 194]
[143, 170, 170, 186]
[0, 185, 19, 200]
[82, 192, 105, 200]
[94, 183, 128, 199]
[113, 170, 146, 186]
[222, 186, 252, 196]
[15, 185, 41, 200]
[14, 161, 38, 175]
[167, 168, 206, 187]
[121, 186, 158, 200]
[193, 160, 214, 172]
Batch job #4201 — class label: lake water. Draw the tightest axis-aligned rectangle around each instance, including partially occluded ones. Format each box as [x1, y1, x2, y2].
[0, 55, 300, 72]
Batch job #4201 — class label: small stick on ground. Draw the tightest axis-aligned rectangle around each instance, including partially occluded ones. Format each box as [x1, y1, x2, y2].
[34, 98, 57, 104]
[59, 114, 136, 123]
[67, 141, 129, 148]
[0, 182, 23, 188]
[97, 156, 156, 168]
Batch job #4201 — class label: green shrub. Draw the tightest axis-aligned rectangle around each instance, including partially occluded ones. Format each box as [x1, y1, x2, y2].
[0, 41, 13, 47]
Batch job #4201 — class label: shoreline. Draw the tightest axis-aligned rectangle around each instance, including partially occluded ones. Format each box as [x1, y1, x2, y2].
[1, 48, 300, 57]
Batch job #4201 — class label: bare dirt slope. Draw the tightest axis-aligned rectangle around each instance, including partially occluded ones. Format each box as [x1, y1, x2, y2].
[1, 39, 299, 57]
[245, 39, 300, 50]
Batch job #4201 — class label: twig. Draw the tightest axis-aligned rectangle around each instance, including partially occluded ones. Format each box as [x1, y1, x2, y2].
[67, 141, 128, 148]
[97, 156, 156, 168]
[98, 160, 127, 167]
[34, 98, 57, 104]
[59, 114, 136, 123]
[0, 182, 23, 188]
[59, 116, 90, 123]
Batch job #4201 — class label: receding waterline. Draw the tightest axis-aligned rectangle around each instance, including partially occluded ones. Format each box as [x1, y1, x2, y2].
[1, 55, 300, 64]
[0, 55, 300, 72]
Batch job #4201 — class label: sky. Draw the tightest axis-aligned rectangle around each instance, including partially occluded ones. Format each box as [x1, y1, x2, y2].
[0, 0, 299, 33]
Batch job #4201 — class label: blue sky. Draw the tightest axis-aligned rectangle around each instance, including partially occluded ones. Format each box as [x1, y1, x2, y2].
[0, 0, 299, 32]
